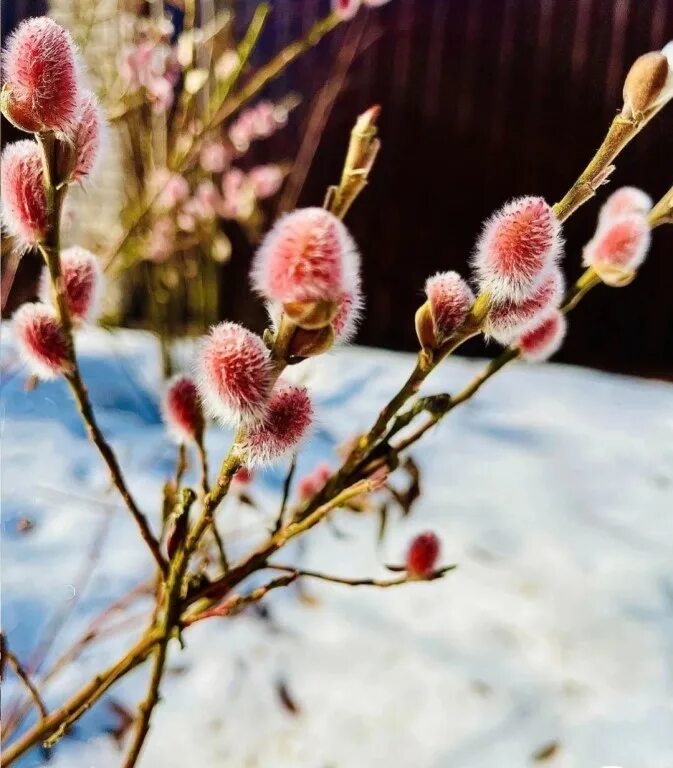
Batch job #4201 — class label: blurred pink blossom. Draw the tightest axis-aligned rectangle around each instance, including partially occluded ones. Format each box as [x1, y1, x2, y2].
[199, 142, 231, 173]
[248, 165, 284, 200]
[194, 180, 222, 219]
[147, 217, 175, 262]
[120, 41, 180, 113]
[155, 171, 190, 209]
[228, 101, 285, 152]
[220, 168, 254, 220]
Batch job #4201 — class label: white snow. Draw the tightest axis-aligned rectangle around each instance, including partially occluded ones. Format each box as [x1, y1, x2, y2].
[2, 328, 672, 767]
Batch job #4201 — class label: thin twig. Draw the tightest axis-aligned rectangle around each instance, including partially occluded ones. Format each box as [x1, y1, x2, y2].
[183, 574, 298, 626]
[175, 443, 187, 489]
[195, 436, 228, 571]
[2, 630, 160, 762]
[266, 563, 457, 587]
[36, 135, 166, 575]
[122, 489, 198, 768]
[190, 478, 382, 607]
[277, 13, 369, 214]
[274, 454, 297, 534]
[2, 641, 49, 723]
[3, 510, 114, 739]
[121, 640, 170, 768]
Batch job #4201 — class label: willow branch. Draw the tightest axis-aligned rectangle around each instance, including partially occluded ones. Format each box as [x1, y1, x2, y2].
[122, 489, 197, 768]
[37, 135, 166, 575]
[308, 109, 671, 508]
[189, 478, 381, 608]
[266, 563, 457, 588]
[553, 104, 669, 223]
[61, 362, 166, 575]
[2, 641, 49, 723]
[388, 198, 669, 458]
[2, 630, 159, 763]
[183, 574, 298, 626]
[274, 454, 297, 534]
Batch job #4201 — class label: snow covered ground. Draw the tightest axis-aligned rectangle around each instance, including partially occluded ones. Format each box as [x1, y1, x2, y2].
[2, 328, 673, 767]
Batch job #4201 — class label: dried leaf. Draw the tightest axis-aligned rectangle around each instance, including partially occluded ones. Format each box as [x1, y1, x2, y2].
[16, 517, 35, 533]
[377, 503, 389, 542]
[388, 457, 422, 517]
[532, 741, 560, 762]
[105, 698, 134, 746]
[276, 679, 300, 716]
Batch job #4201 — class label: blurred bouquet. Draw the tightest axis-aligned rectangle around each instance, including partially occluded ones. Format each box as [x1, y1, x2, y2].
[44, 0, 314, 372]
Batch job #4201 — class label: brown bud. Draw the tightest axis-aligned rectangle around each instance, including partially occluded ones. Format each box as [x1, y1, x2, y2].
[622, 51, 669, 118]
[415, 301, 437, 350]
[287, 325, 335, 358]
[1, 84, 43, 132]
[283, 299, 337, 330]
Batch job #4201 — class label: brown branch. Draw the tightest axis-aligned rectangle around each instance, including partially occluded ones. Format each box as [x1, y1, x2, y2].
[63, 365, 166, 574]
[278, 14, 370, 214]
[2, 630, 159, 762]
[266, 563, 457, 588]
[553, 106, 669, 224]
[122, 489, 197, 767]
[189, 478, 382, 608]
[273, 454, 297, 535]
[196, 435, 228, 572]
[2, 511, 115, 739]
[2, 639, 49, 723]
[37, 135, 166, 576]
[120, 640, 170, 768]
[183, 574, 298, 626]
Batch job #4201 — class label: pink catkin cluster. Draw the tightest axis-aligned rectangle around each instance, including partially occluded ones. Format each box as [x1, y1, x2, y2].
[39, 246, 103, 323]
[243, 383, 313, 467]
[472, 196, 563, 304]
[485, 266, 565, 344]
[196, 322, 273, 426]
[425, 271, 475, 341]
[120, 39, 179, 114]
[583, 187, 652, 285]
[251, 207, 360, 305]
[297, 462, 332, 500]
[228, 100, 286, 152]
[405, 531, 441, 579]
[597, 186, 653, 226]
[1, 17, 80, 134]
[70, 92, 105, 183]
[518, 309, 567, 362]
[0, 140, 48, 250]
[331, 287, 363, 343]
[13, 302, 69, 379]
[163, 374, 204, 444]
